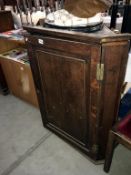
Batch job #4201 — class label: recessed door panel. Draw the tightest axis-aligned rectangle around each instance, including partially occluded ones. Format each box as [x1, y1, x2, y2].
[36, 50, 90, 144]
[61, 57, 89, 143]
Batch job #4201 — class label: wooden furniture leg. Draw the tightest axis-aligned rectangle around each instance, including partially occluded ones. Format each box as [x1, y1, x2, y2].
[104, 131, 116, 173]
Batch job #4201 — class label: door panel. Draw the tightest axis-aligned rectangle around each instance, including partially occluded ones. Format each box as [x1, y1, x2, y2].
[61, 57, 89, 143]
[36, 50, 90, 144]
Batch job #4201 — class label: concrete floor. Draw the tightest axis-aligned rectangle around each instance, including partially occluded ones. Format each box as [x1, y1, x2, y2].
[0, 95, 131, 175]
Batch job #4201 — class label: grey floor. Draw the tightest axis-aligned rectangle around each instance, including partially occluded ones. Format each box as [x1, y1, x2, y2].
[0, 95, 131, 175]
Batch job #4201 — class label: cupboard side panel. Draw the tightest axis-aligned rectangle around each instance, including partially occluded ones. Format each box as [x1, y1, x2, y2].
[99, 41, 129, 158]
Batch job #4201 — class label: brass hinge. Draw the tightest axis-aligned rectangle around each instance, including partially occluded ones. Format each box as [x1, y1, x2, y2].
[96, 63, 104, 81]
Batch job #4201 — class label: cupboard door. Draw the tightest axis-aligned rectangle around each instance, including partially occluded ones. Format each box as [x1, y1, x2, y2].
[36, 50, 90, 144]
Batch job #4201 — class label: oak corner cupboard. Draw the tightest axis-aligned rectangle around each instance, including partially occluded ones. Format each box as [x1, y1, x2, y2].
[24, 25, 130, 162]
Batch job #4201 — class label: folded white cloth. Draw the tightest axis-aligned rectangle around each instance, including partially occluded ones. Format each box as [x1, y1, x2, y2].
[45, 9, 102, 27]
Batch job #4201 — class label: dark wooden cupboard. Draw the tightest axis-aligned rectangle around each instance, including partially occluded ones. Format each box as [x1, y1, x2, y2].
[24, 26, 130, 162]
